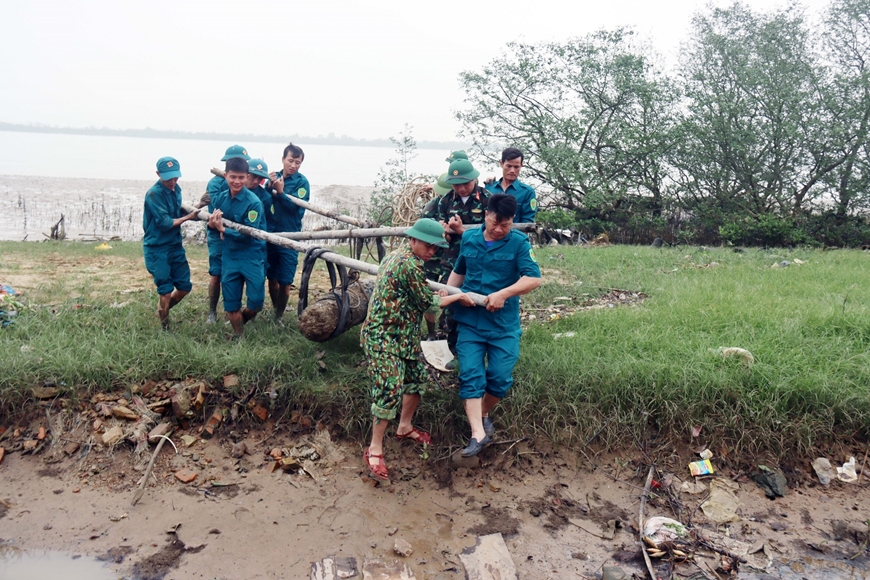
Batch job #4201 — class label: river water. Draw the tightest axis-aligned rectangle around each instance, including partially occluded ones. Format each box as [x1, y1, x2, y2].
[0, 131, 480, 241]
[0, 131, 468, 184]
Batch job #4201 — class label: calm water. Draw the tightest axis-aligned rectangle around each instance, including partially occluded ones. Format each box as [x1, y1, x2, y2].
[0, 131, 484, 185]
[0, 548, 116, 580]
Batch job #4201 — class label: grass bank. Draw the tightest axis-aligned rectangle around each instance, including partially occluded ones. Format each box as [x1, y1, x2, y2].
[1, 240, 868, 458]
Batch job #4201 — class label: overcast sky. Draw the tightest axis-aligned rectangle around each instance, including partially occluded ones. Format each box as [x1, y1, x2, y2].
[2, 0, 829, 143]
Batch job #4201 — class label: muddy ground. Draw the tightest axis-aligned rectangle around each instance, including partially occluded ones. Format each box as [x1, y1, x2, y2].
[1, 403, 869, 580]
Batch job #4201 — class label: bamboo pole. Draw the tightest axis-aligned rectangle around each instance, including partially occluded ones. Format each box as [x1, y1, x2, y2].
[183, 203, 488, 307]
[271, 222, 538, 241]
[209, 168, 368, 228]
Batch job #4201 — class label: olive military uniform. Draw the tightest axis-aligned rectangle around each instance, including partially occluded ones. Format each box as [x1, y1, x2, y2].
[361, 246, 441, 420]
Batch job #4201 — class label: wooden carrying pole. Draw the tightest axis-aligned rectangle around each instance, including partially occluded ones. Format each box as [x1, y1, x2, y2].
[271, 222, 538, 241]
[209, 168, 367, 228]
[183, 203, 487, 307]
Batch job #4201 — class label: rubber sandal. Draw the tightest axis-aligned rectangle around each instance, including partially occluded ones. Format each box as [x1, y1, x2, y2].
[396, 427, 432, 446]
[364, 449, 390, 482]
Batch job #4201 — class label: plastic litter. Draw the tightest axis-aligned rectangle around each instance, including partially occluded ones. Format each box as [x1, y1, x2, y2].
[812, 457, 836, 485]
[699, 449, 713, 460]
[712, 346, 755, 365]
[837, 457, 858, 483]
[702, 478, 740, 523]
[643, 516, 688, 544]
[552, 332, 576, 339]
[689, 459, 714, 476]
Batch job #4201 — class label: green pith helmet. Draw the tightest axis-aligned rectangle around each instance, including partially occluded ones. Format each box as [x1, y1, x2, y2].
[433, 173, 451, 196]
[221, 144, 251, 161]
[445, 159, 480, 184]
[406, 218, 449, 248]
[248, 158, 269, 179]
[445, 150, 468, 163]
[156, 156, 181, 180]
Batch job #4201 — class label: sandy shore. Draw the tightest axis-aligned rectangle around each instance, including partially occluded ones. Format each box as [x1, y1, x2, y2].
[0, 175, 373, 241]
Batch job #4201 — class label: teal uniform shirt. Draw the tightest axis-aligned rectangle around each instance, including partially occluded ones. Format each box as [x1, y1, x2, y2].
[452, 228, 541, 331]
[212, 187, 266, 258]
[143, 180, 185, 248]
[272, 172, 310, 233]
[452, 227, 541, 400]
[206, 175, 230, 237]
[206, 175, 230, 276]
[212, 187, 266, 312]
[250, 184, 274, 232]
[142, 180, 192, 295]
[485, 179, 537, 223]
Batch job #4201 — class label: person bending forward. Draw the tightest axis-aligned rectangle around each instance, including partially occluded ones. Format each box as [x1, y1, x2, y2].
[360, 218, 473, 482]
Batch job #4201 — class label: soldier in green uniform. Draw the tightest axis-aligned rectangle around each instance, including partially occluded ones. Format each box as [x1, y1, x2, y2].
[435, 159, 490, 352]
[360, 218, 473, 482]
[422, 172, 452, 339]
[142, 157, 199, 330]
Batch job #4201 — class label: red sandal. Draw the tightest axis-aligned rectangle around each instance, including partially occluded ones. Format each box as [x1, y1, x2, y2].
[396, 426, 432, 446]
[364, 449, 390, 482]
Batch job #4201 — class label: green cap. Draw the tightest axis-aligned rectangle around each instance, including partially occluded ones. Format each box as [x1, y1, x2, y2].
[446, 150, 468, 163]
[221, 144, 251, 161]
[445, 159, 480, 184]
[248, 158, 269, 179]
[156, 156, 181, 180]
[433, 173, 451, 196]
[406, 218, 449, 248]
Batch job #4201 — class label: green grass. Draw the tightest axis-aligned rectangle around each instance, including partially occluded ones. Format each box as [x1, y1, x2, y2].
[1, 241, 869, 459]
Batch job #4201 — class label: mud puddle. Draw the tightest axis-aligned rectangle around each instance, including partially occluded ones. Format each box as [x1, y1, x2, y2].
[0, 546, 117, 579]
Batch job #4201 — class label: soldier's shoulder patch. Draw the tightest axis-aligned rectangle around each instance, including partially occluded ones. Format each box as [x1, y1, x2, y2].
[530, 198, 538, 210]
[297, 187, 307, 198]
[529, 248, 538, 263]
[247, 210, 258, 222]
[270, 204, 275, 214]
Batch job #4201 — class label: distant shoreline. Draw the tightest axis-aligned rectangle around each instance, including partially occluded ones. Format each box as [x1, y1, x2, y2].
[0, 122, 469, 151]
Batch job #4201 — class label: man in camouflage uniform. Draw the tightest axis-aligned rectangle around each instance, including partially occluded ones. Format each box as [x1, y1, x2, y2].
[360, 218, 473, 482]
[435, 159, 490, 352]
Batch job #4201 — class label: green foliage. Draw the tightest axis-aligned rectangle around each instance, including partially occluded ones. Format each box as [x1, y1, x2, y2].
[718, 215, 812, 247]
[456, 29, 678, 212]
[456, 1, 870, 247]
[367, 124, 420, 226]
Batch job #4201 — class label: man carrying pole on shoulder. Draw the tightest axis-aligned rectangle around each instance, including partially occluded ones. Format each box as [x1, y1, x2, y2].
[198, 144, 251, 324]
[266, 143, 310, 325]
[207, 157, 266, 339]
[446, 194, 542, 457]
[142, 157, 199, 330]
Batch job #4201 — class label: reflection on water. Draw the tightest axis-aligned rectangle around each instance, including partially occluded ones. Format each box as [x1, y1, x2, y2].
[0, 544, 116, 580]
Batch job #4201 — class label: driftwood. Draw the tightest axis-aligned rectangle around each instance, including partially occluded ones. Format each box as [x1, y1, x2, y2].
[209, 167, 367, 228]
[132, 433, 172, 506]
[181, 204, 487, 307]
[272, 222, 537, 241]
